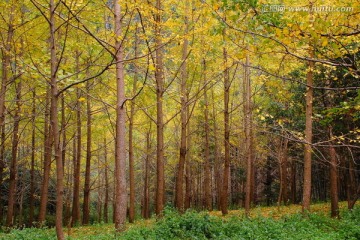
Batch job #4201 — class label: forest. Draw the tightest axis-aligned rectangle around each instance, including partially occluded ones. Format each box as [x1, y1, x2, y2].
[0, 0, 359, 239]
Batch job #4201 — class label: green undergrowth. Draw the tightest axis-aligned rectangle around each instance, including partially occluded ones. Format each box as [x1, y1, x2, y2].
[1, 204, 360, 239]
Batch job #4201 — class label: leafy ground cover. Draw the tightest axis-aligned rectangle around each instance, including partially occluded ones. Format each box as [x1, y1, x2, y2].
[1, 202, 359, 240]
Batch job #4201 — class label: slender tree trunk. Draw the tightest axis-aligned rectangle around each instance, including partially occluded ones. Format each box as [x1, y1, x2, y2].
[49, 1, 64, 237]
[38, 89, 52, 223]
[244, 53, 253, 216]
[290, 159, 297, 203]
[328, 127, 339, 217]
[61, 95, 66, 172]
[97, 154, 102, 223]
[221, 42, 230, 215]
[72, 86, 82, 226]
[114, 0, 127, 230]
[83, 81, 92, 225]
[103, 137, 109, 223]
[278, 137, 289, 206]
[211, 87, 221, 210]
[6, 80, 22, 226]
[203, 59, 212, 211]
[175, 4, 189, 212]
[347, 157, 357, 209]
[142, 128, 151, 219]
[302, 48, 314, 213]
[155, 0, 165, 216]
[128, 26, 139, 223]
[29, 89, 36, 226]
[185, 110, 192, 209]
[128, 75, 136, 223]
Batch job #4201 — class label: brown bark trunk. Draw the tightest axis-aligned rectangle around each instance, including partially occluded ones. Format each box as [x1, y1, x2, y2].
[142, 128, 151, 219]
[72, 87, 82, 226]
[83, 81, 92, 225]
[61, 95, 66, 169]
[244, 53, 253, 216]
[211, 87, 221, 210]
[114, 0, 127, 230]
[185, 115, 192, 210]
[221, 44, 230, 215]
[29, 89, 36, 226]
[6, 79, 22, 227]
[302, 48, 314, 213]
[278, 137, 289, 206]
[328, 127, 339, 217]
[155, 0, 165, 216]
[103, 137, 109, 223]
[203, 59, 212, 211]
[128, 75, 136, 223]
[38, 88, 52, 223]
[49, 1, 64, 237]
[175, 5, 189, 212]
[290, 159, 296, 203]
[347, 157, 357, 209]
[128, 27, 139, 223]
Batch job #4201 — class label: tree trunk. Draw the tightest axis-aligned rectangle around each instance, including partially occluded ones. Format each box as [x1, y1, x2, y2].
[328, 127, 339, 217]
[278, 136, 289, 206]
[49, 1, 64, 237]
[347, 157, 357, 209]
[114, 0, 127, 231]
[72, 86, 82, 226]
[175, 4, 189, 212]
[244, 52, 253, 216]
[83, 81, 92, 225]
[142, 127, 151, 219]
[29, 89, 36, 226]
[211, 87, 221, 210]
[6, 79, 22, 226]
[290, 159, 297, 203]
[185, 114, 192, 210]
[203, 59, 212, 211]
[302, 48, 314, 213]
[128, 26, 139, 223]
[103, 137, 109, 223]
[38, 88, 52, 223]
[221, 42, 230, 215]
[155, 0, 165, 216]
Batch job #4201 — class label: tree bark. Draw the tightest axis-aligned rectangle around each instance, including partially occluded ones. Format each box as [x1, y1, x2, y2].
[29, 89, 36, 226]
[211, 87, 221, 210]
[72, 86, 82, 226]
[114, 0, 127, 231]
[185, 113, 192, 210]
[6, 79, 22, 226]
[175, 3, 189, 212]
[155, 0, 165, 216]
[221, 42, 230, 215]
[302, 48, 314, 213]
[128, 26, 139, 223]
[49, 1, 64, 237]
[142, 127, 151, 219]
[277, 136, 289, 206]
[83, 81, 92, 225]
[203, 59, 212, 211]
[103, 137, 109, 223]
[38, 88, 52, 223]
[244, 53, 253, 216]
[328, 127, 339, 217]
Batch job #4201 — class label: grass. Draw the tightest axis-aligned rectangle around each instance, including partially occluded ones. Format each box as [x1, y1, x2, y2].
[1, 201, 359, 240]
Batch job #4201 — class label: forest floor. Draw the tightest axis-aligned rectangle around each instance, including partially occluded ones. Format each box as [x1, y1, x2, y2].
[1, 201, 359, 239]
